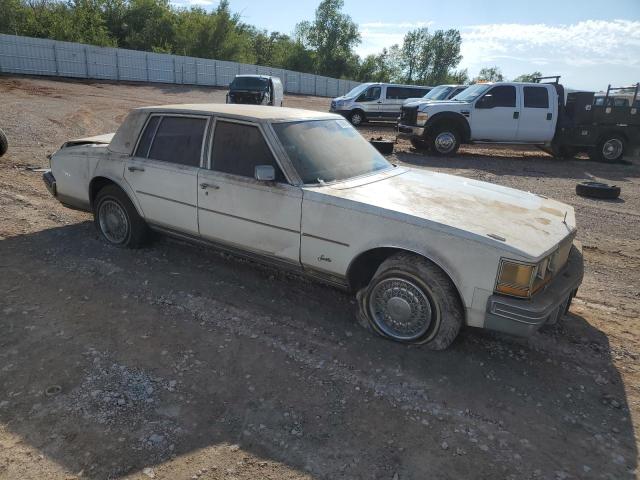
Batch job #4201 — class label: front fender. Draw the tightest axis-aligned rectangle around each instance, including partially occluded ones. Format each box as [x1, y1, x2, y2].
[424, 112, 471, 142]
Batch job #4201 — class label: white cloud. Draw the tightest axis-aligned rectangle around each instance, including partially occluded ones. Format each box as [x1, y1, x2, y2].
[460, 20, 640, 69]
[357, 20, 434, 57]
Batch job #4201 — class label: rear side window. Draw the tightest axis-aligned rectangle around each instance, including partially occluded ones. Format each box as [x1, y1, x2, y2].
[135, 116, 161, 158]
[523, 87, 549, 108]
[211, 121, 285, 182]
[137, 116, 207, 167]
[486, 86, 516, 108]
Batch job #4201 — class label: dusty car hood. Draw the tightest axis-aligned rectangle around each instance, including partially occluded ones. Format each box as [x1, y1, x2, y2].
[70, 133, 115, 144]
[313, 168, 576, 259]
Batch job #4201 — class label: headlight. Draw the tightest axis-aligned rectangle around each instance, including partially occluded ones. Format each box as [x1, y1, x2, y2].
[495, 259, 537, 298]
[416, 111, 429, 125]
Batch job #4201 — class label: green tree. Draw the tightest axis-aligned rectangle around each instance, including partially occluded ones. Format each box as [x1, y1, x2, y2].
[474, 66, 504, 82]
[295, 0, 360, 78]
[513, 71, 542, 82]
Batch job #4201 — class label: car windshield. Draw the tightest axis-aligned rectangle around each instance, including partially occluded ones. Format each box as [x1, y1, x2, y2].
[272, 119, 392, 184]
[423, 85, 453, 100]
[452, 84, 491, 102]
[230, 76, 269, 91]
[344, 83, 370, 99]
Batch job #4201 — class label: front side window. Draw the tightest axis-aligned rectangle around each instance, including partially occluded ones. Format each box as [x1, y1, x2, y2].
[211, 121, 285, 182]
[136, 115, 206, 167]
[357, 86, 381, 102]
[523, 87, 549, 108]
[482, 86, 516, 108]
[273, 119, 392, 184]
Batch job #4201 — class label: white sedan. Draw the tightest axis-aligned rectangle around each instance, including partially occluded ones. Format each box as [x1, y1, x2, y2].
[43, 104, 583, 350]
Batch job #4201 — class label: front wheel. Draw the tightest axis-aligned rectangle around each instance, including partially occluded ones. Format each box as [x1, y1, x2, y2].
[590, 135, 626, 162]
[348, 110, 365, 127]
[94, 185, 149, 248]
[356, 253, 463, 350]
[429, 126, 460, 156]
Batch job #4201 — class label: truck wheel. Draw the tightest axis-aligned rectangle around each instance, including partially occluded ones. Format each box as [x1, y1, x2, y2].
[348, 110, 365, 127]
[94, 185, 149, 248]
[356, 252, 463, 350]
[0, 128, 8, 157]
[590, 135, 626, 162]
[429, 126, 460, 156]
[410, 138, 428, 151]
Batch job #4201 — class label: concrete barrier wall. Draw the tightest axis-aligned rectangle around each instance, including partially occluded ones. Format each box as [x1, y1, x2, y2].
[0, 34, 361, 97]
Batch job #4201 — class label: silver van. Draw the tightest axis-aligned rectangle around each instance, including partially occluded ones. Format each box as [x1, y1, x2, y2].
[330, 83, 431, 126]
[226, 75, 284, 107]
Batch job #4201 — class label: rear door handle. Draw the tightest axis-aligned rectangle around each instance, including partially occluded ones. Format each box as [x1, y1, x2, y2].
[200, 182, 219, 190]
[128, 166, 145, 172]
[513, 111, 520, 119]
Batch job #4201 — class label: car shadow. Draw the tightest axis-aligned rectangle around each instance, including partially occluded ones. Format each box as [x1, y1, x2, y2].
[0, 223, 637, 479]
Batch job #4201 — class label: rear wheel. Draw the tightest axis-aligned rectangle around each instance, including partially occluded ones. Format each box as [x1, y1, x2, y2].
[590, 135, 626, 162]
[94, 185, 149, 248]
[429, 126, 460, 156]
[348, 110, 365, 127]
[356, 252, 463, 350]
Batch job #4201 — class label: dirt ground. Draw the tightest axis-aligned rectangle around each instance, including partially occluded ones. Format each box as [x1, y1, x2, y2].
[0, 76, 639, 480]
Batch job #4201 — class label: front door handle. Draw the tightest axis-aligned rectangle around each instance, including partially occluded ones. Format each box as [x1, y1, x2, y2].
[128, 166, 145, 172]
[546, 112, 553, 120]
[200, 182, 220, 190]
[513, 111, 520, 119]
[377, 101, 383, 104]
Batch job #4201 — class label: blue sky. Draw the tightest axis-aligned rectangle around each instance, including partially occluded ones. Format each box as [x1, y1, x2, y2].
[173, 0, 640, 91]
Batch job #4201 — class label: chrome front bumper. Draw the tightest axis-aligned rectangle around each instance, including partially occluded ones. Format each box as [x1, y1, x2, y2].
[397, 123, 425, 138]
[484, 245, 584, 337]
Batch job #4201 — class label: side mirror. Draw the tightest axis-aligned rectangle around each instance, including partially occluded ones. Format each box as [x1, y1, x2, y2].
[477, 94, 494, 109]
[254, 165, 275, 181]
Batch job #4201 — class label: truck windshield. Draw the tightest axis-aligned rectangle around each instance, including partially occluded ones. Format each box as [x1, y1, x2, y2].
[344, 84, 370, 99]
[423, 85, 453, 100]
[272, 119, 392, 184]
[230, 77, 269, 91]
[452, 84, 491, 102]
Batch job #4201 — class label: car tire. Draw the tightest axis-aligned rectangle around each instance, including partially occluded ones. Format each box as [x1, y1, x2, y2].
[589, 135, 626, 162]
[356, 252, 463, 350]
[348, 110, 365, 127]
[410, 138, 429, 151]
[0, 128, 8, 157]
[429, 125, 460, 156]
[94, 184, 149, 248]
[575, 181, 621, 200]
[551, 144, 578, 159]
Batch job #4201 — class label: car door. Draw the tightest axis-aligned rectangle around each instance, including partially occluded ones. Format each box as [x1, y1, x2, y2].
[516, 85, 556, 142]
[379, 86, 405, 119]
[197, 118, 302, 265]
[124, 114, 209, 235]
[354, 85, 382, 119]
[470, 85, 519, 141]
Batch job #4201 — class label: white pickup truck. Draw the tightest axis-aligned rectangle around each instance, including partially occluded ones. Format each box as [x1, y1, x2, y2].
[398, 80, 640, 162]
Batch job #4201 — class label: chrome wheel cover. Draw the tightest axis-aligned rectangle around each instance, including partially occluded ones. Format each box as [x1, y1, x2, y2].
[434, 132, 456, 153]
[602, 138, 623, 161]
[369, 277, 433, 341]
[351, 112, 362, 125]
[98, 199, 129, 244]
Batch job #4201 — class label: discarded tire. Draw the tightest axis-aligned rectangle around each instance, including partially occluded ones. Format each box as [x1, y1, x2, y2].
[0, 128, 8, 157]
[370, 139, 394, 155]
[575, 181, 621, 200]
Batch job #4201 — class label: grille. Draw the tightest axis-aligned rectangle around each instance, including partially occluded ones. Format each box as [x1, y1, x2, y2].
[400, 106, 418, 125]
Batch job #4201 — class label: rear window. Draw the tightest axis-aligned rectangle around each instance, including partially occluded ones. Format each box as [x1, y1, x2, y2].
[523, 87, 549, 108]
[141, 116, 207, 167]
